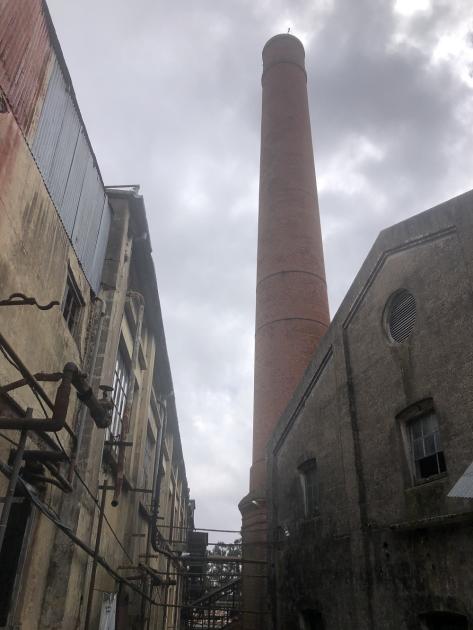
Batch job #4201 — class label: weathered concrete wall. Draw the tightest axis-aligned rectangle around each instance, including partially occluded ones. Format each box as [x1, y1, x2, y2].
[0, 86, 96, 630]
[78, 193, 191, 630]
[268, 190, 473, 629]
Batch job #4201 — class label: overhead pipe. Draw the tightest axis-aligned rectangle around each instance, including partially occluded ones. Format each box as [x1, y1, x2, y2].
[111, 291, 145, 507]
[0, 331, 56, 412]
[0, 364, 75, 431]
[0, 362, 111, 431]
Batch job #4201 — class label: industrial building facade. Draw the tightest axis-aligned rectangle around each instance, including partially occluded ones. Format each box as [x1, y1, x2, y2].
[0, 1, 193, 628]
[241, 33, 473, 630]
[268, 192, 473, 629]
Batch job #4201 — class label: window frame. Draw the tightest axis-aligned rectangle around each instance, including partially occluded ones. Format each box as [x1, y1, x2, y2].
[142, 422, 156, 490]
[397, 399, 447, 485]
[298, 458, 319, 518]
[61, 269, 84, 338]
[105, 346, 131, 457]
[409, 412, 446, 481]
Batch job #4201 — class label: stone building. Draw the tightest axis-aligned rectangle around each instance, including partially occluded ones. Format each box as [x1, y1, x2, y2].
[268, 190, 473, 630]
[0, 1, 193, 628]
[241, 32, 473, 630]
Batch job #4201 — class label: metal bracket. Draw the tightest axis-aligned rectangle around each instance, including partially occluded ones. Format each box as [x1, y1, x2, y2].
[0, 293, 59, 310]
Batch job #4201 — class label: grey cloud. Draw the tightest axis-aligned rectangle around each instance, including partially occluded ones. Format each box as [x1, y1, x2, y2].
[48, 0, 473, 531]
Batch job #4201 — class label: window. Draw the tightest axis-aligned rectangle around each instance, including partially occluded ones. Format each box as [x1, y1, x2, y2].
[299, 610, 325, 630]
[106, 349, 131, 456]
[61, 271, 83, 335]
[299, 459, 318, 517]
[143, 423, 156, 490]
[0, 491, 32, 626]
[410, 412, 446, 480]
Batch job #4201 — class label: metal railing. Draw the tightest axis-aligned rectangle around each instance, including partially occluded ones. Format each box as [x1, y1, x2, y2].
[183, 578, 241, 629]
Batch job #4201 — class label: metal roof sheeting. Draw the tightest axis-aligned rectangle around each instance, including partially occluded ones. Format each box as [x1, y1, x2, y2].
[32, 59, 69, 183]
[61, 129, 90, 234]
[48, 91, 81, 207]
[448, 463, 473, 499]
[72, 160, 104, 263]
[0, 0, 112, 293]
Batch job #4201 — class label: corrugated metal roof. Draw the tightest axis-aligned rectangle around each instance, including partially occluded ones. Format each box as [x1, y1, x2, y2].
[61, 129, 90, 235]
[72, 159, 103, 260]
[48, 93, 81, 207]
[31, 58, 68, 183]
[0, 0, 51, 135]
[0, 0, 112, 293]
[448, 463, 473, 499]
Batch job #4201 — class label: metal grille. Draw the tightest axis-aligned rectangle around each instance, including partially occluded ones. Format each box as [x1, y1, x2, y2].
[107, 350, 130, 455]
[387, 290, 416, 343]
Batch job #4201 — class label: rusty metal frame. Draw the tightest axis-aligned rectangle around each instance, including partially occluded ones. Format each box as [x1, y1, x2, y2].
[0, 331, 112, 559]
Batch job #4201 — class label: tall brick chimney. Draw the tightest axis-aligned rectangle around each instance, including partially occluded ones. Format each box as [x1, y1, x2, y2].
[239, 33, 329, 629]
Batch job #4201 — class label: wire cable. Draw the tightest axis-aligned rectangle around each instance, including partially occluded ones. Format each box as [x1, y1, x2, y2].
[53, 431, 134, 564]
[0, 431, 21, 448]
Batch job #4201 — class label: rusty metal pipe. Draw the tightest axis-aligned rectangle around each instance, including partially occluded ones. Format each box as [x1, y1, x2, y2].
[42, 459, 73, 493]
[0, 361, 110, 431]
[0, 332, 55, 411]
[0, 364, 75, 431]
[65, 362, 110, 429]
[20, 450, 67, 462]
[26, 474, 72, 493]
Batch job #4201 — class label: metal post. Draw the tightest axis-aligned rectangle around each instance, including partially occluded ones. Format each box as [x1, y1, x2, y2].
[162, 480, 177, 630]
[0, 427, 28, 554]
[84, 479, 108, 629]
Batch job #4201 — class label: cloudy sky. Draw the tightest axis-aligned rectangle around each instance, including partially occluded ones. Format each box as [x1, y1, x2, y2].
[47, 0, 473, 536]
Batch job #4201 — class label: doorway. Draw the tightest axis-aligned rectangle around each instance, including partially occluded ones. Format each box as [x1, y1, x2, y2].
[299, 609, 325, 630]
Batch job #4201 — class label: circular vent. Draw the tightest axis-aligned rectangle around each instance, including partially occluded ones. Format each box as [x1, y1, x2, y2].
[386, 290, 416, 343]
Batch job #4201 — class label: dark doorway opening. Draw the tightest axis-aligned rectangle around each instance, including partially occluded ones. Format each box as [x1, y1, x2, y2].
[419, 611, 468, 630]
[0, 490, 31, 627]
[299, 609, 325, 630]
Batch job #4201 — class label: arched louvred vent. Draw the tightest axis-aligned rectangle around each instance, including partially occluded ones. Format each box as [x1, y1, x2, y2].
[387, 290, 416, 343]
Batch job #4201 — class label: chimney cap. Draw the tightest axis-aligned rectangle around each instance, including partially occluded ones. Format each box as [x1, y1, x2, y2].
[262, 33, 306, 74]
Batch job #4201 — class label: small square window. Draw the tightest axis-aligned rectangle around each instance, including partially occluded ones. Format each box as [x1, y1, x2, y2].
[61, 271, 83, 335]
[409, 412, 446, 480]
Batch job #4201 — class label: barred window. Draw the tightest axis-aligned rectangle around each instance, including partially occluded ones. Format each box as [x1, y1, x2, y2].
[410, 412, 446, 480]
[106, 349, 130, 456]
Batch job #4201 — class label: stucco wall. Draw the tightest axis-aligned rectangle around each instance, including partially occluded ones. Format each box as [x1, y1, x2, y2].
[0, 91, 96, 630]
